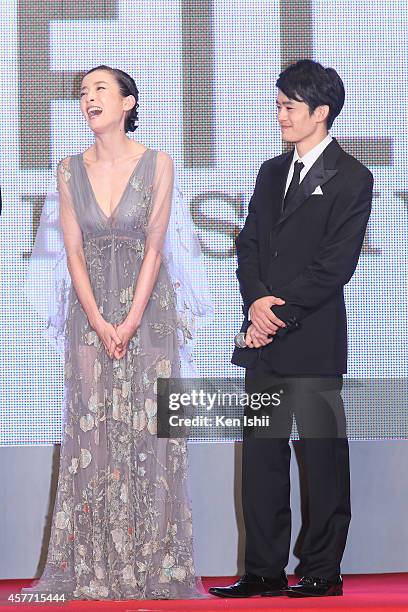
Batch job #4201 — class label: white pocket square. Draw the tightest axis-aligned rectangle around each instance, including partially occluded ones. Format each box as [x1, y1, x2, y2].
[311, 185, 323, 195]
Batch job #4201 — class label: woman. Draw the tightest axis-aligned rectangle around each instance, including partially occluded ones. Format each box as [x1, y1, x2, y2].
[23, 65, 208, 600]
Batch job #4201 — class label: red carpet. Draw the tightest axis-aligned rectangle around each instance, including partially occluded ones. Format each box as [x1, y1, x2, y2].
[0, 575, 407, 611]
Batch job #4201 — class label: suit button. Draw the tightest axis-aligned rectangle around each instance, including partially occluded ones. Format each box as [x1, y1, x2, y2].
[273, 250, 278, 258]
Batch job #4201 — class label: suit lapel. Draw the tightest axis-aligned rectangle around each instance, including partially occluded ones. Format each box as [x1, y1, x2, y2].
[274, 138, 342, 227]
[264, 151, 293, 228]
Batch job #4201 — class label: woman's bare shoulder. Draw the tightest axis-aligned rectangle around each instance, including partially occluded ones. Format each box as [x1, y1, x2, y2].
[155, 150, 174, 168]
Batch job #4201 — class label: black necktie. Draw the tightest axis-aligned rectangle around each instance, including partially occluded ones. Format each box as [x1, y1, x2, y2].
[283, 160, 304, 211]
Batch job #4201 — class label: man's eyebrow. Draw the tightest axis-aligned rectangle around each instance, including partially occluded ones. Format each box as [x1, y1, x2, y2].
[276, 99, 296, 105]
[80, 80, 109, 92]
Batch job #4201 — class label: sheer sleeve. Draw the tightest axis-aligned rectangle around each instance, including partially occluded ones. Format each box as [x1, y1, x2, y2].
[145, 151, 174, 254]
[24, 157, 79, 356]
[128, 150, 213, 377]
[56, 157, 83, 257]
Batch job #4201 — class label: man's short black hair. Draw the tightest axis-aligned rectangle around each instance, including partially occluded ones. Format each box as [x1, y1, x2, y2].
[276, 60, 345, 129]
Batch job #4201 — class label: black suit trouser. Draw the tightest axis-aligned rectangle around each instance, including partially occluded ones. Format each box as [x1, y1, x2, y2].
[242, 360, 351, 580]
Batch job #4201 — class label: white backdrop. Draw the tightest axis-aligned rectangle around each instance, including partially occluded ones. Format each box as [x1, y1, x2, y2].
[0, 0, 407, 444]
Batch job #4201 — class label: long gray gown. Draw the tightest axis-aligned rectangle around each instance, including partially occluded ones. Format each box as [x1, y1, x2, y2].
[22, 148, 202, 600]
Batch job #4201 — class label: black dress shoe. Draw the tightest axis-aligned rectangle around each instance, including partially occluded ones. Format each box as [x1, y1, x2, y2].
[286, 575, 343, 597]
[208, 571, 288, 598]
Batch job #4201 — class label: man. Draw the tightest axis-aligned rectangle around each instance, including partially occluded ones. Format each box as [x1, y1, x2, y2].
[209, 60, 373, 598]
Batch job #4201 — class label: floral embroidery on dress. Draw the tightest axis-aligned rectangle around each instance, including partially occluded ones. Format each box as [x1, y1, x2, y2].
[130, 176, 144, 191]
[151, 282, 176, 310]
[126, 180, 153, 219]
[57, 160, 72, 183]
[119, 286, 134, 304]
[150, 320, 177, 337]
[128, 238, 145, 259]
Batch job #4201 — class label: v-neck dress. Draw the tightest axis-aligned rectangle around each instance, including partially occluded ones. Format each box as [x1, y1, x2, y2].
[22, 148, 201, 600]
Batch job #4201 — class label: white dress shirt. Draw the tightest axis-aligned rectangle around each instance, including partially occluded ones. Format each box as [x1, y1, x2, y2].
[247, 133, 333, 323]
[284, 133, 333, 196]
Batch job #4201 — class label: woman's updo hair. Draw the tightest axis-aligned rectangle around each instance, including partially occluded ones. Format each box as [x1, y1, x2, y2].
[83, 65, 139, 133]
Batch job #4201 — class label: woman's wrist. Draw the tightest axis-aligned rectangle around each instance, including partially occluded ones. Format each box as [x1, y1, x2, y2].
[89, 310, 104, 331]
[123, 315, 140, 335]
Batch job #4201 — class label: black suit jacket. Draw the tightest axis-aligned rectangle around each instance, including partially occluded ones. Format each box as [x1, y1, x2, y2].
[231, 138, 374, 375]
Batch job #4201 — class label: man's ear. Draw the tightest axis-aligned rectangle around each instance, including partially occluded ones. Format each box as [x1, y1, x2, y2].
[314, 104, 330, 124]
